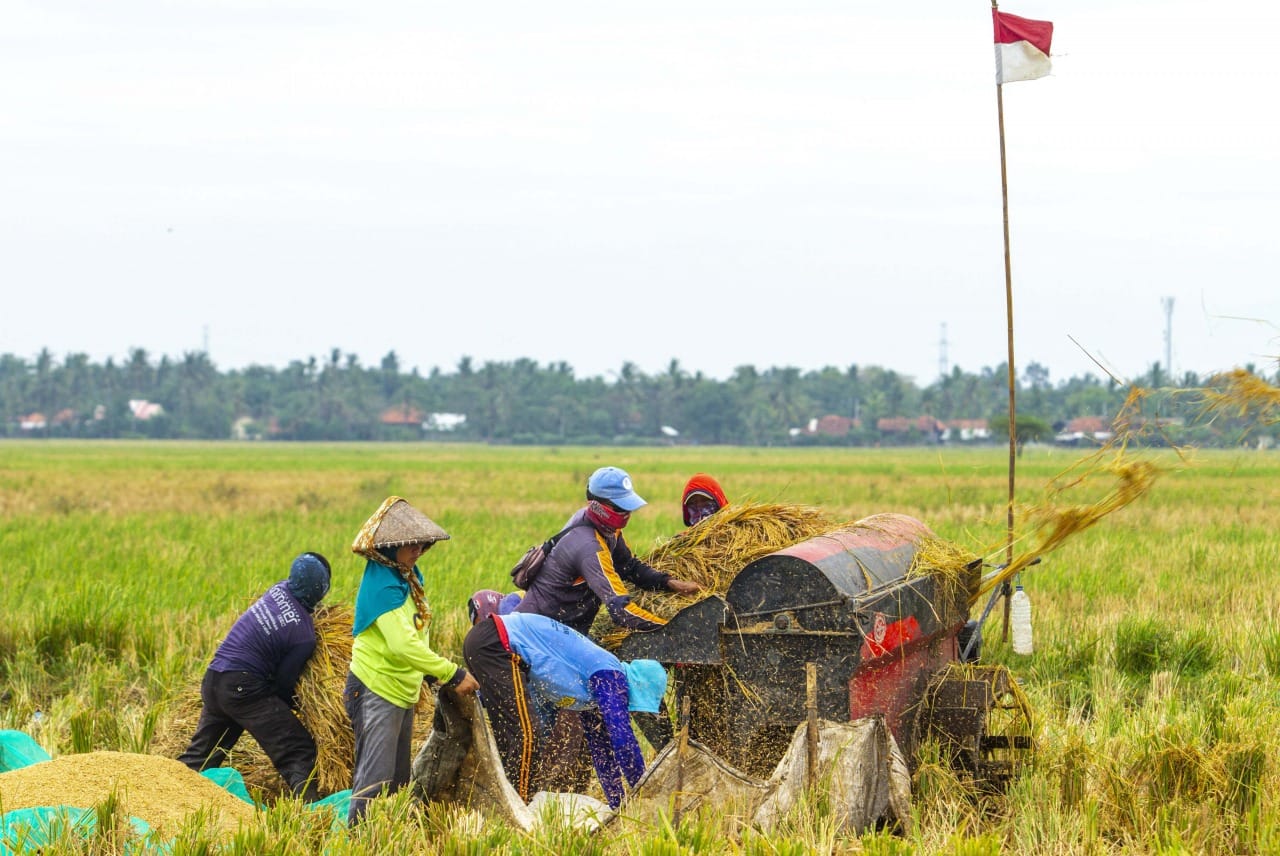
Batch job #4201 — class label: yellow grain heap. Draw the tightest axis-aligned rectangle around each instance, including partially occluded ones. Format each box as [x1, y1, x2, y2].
[0, 751, 256, 836]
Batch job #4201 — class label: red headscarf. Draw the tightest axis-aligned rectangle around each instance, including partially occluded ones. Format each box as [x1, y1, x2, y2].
[681, 473, 729, 526]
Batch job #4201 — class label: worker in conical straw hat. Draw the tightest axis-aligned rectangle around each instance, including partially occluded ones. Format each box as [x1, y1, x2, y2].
[343, 496, 479, 824]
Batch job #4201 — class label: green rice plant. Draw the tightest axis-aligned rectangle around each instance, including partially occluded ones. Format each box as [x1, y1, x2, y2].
[1029, 629, 1100, 719]
[1222, 743, 1268, 817]
[1114, 618, 1219, 681]
[32, 596, 132, 665]
[929, 832, 1002, 856]
[857, 830, 917, 856]
[69, 708, 119, 753]
[666, 806, 739, 853]
[90, 787, 134, 853]
[1114, 618, 1177, 680]
[1259, 623, 1280, 677]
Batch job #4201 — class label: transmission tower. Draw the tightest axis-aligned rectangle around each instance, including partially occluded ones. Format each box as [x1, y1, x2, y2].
[1161, 298, 1174, 378]
[938, 322, 949, 379]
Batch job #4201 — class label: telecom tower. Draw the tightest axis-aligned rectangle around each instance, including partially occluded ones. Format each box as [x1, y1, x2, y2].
[938, 322, 949, 379]
[1161, 298, 1174, 378]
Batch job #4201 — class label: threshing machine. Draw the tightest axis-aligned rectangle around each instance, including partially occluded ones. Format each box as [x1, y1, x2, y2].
[616, 513, 1033, 785]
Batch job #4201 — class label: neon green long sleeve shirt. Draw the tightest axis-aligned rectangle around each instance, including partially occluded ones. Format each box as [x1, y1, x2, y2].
[350, 596, 460, 709]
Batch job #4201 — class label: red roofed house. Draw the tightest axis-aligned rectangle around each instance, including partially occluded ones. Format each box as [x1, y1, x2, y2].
[876, 416, 946, 441]
[380, 405, 426, 426]
[19, 412, 47, 431]
[1055, 416, 1111, 445]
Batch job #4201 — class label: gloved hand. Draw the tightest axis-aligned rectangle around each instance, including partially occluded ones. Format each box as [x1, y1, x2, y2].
[667, 579, 702, 595]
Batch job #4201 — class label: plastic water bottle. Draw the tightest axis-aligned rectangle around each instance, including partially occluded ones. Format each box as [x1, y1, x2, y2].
[1011, 585, 1034, 655]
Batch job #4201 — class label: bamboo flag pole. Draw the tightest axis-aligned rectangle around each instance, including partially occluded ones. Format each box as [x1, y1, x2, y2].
[985, 4, 1053, 643]
[994, 0, 1017, 642]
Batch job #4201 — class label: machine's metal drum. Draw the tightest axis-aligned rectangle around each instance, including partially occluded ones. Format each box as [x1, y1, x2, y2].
[725, 514, 936, 632]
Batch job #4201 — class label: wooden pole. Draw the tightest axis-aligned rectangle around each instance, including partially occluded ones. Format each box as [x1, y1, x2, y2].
[805, 662, 819, 789]
[993, 0, 1017, 643]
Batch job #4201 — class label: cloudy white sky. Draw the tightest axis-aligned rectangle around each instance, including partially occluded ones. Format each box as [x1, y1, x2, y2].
[2, 0, 1277, 386]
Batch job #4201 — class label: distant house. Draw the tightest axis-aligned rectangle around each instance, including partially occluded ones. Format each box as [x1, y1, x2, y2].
[789, 414, 861, 438]
[230, 416, 264, 441]
[877, 416, 946, 440]
[1055, 416, 1112, 445]
[943, 419, 992, 442]
[53, 409, 77, 427]
[19, 412, 47, 431]
[128, 400, 164, 420]
[424, 412, 467, 432]
[380, 405, 426, 426]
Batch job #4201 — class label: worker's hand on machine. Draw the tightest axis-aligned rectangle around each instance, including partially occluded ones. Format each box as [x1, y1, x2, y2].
[666, 578, 702, 595]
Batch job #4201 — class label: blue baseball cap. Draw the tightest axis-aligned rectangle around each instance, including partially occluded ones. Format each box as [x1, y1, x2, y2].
[587, 466, 647, 512]
[623, 659, 668, 713]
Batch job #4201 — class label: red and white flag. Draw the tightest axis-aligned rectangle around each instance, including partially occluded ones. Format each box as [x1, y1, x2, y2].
[993, 9, 1053, 84]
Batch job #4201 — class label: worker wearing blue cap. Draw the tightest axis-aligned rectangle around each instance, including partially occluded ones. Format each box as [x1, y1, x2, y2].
[463, 607, 667, 808]
[512, 466, 701, 636]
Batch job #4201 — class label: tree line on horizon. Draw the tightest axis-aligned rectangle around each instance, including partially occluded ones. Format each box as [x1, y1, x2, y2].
[1, 347, 1274, 447]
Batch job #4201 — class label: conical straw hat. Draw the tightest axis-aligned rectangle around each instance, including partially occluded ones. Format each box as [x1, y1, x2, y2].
[352, 496, 450, 562]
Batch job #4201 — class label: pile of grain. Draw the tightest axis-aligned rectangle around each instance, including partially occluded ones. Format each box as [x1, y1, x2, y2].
[153, 603, 435, 797]
[0, 751, 256, 836]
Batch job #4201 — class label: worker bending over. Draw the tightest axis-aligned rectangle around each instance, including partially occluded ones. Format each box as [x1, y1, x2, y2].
[179, 552, 331, 801]
[463, 599, 666, 809]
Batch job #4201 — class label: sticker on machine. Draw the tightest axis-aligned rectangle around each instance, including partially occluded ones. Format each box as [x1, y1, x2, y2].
[872, 612, 887, 645]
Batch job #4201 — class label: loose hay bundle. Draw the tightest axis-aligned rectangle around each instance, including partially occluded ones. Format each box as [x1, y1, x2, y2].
[293, 604, 357, 794]
[153, 603, 434, 797]
[0, 751, 256, 836]
[631, 501, 846, 617]
[1199, 367, 1280, 426]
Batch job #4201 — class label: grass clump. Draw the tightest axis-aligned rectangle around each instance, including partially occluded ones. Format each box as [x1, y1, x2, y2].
[1114, 617, 1219, 680]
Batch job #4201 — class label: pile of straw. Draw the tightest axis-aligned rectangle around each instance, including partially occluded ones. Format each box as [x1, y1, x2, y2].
[908, 534, 983, 606]
[632, 502, 847, 620]
[153, 604, 434, 798]
[292, 605, 357, 794]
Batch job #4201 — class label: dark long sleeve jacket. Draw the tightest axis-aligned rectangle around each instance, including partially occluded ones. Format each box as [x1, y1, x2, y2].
[513, 508, 670, 635]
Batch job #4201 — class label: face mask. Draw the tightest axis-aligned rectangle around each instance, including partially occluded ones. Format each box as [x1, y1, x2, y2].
[588, 500, 631, 530]
[687, 504, 716, 525]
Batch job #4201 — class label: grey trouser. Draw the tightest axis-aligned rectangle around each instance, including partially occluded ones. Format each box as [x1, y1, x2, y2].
[343, 671, 415, 824]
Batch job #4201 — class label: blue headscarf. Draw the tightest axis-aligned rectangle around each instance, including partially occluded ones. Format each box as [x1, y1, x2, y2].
[287, 552, 330, 611]
[623, 659, 668, 713]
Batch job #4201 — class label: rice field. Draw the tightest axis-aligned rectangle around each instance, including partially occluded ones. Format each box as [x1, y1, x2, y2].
[3, 440, 1280, 854]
